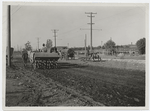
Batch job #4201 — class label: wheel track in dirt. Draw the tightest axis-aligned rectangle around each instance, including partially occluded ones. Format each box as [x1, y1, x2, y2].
[10, 57, 145, 106]
[36, 62, 145, 106]
[11, 61, 105, 106]
[70, 67, 145, 89]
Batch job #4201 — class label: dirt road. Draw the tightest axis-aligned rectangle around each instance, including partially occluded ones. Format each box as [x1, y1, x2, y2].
[6, 53, 145, 106]
[6, 56, 104, 106]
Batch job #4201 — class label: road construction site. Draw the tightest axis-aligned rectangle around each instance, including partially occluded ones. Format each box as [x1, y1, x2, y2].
[6, 52, 145, 106]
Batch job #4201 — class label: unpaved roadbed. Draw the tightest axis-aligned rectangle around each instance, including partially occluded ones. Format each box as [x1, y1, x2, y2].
[6, 62, 104, 106]
[6, 54, 145, 106]
[62, 58, 145, 71]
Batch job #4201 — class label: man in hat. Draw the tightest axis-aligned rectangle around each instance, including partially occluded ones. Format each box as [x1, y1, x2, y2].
[42, 43, 47, 52]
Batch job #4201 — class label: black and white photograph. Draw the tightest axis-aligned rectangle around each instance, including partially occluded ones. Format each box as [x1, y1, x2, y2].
[2, 1, 149, 110]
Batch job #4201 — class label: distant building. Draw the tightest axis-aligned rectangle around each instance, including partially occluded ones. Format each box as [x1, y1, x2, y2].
[116, 44, 138, 55]
[73, 44, 139, 56]
[56, 46, 68, 52]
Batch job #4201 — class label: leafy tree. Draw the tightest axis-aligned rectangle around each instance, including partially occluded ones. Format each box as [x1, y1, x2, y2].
[104, 40, 116, 49]
[104, 40, 116, 55]
[67, 48, 75, 59]
[136, 38, 146, 54]
[25, 41, 32, 51]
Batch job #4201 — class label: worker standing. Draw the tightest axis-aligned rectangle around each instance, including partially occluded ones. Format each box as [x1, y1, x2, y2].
[22, 49, 28, 67]
[42, 43, 47, 52]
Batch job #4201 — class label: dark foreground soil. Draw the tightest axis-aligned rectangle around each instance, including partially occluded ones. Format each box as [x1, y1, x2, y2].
[6, 53, 145, 106]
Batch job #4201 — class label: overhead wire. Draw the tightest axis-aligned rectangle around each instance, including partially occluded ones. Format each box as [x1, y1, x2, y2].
[9, 5, 146, 48]
[7, 5, 142, 39]
[3, 5, 22, 24]
[57, 6, 142, 38]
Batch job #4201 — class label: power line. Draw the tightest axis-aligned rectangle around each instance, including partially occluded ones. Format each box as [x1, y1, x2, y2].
[94, 7, 141, 24]
[3, 4, 23, 19]
[3, 6, 22, 24]
[3, 5, 18, 18]
[59, 7, 141, 38]
[58, 24, 87, 37]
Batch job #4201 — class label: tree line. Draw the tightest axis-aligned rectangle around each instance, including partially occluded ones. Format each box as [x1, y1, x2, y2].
[24, 38, 146, 55]
[102, 38, 145, 55]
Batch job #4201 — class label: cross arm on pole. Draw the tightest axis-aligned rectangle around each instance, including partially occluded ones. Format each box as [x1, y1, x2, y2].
[85, 12, 97, 14]
[80, 28, 102, 31]
[85, 12, 91, 14]
[87, 16, 95, 17]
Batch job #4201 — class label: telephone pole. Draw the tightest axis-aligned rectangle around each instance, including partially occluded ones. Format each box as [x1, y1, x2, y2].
[84, 34, 87, 58]
[17, 45, 19, 51]
[20, 46, 22, 52]
[7, 5, 11, 67]
[52, 29, 59, 47]
[85, 12, 97, 52]
[37, 37, 39, 50]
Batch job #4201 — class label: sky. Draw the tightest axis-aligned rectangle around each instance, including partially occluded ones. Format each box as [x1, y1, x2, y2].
[3, 3, 147, 50]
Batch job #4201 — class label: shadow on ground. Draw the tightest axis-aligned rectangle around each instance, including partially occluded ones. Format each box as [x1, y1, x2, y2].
[58, 62, 87, 69]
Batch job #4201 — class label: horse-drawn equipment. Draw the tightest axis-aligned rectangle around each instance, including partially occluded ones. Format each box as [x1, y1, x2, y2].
[85, 52, 101, 62]
[82, 49, 101, 62]
[28, 48, 60, 69]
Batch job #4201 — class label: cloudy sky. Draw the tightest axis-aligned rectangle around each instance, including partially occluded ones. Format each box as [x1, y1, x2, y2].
[4, 3, 147, 50]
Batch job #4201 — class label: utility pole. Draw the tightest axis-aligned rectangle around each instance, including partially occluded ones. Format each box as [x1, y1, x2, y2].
[37, 37, 39, 50]
[17, 45, 18, 51]
[85, 34, 87, 58]
[20, 46, 22, 52]
[85, 12, 97, 52]
[52, 29, 59, 47]
[7, 5, 11, 67]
